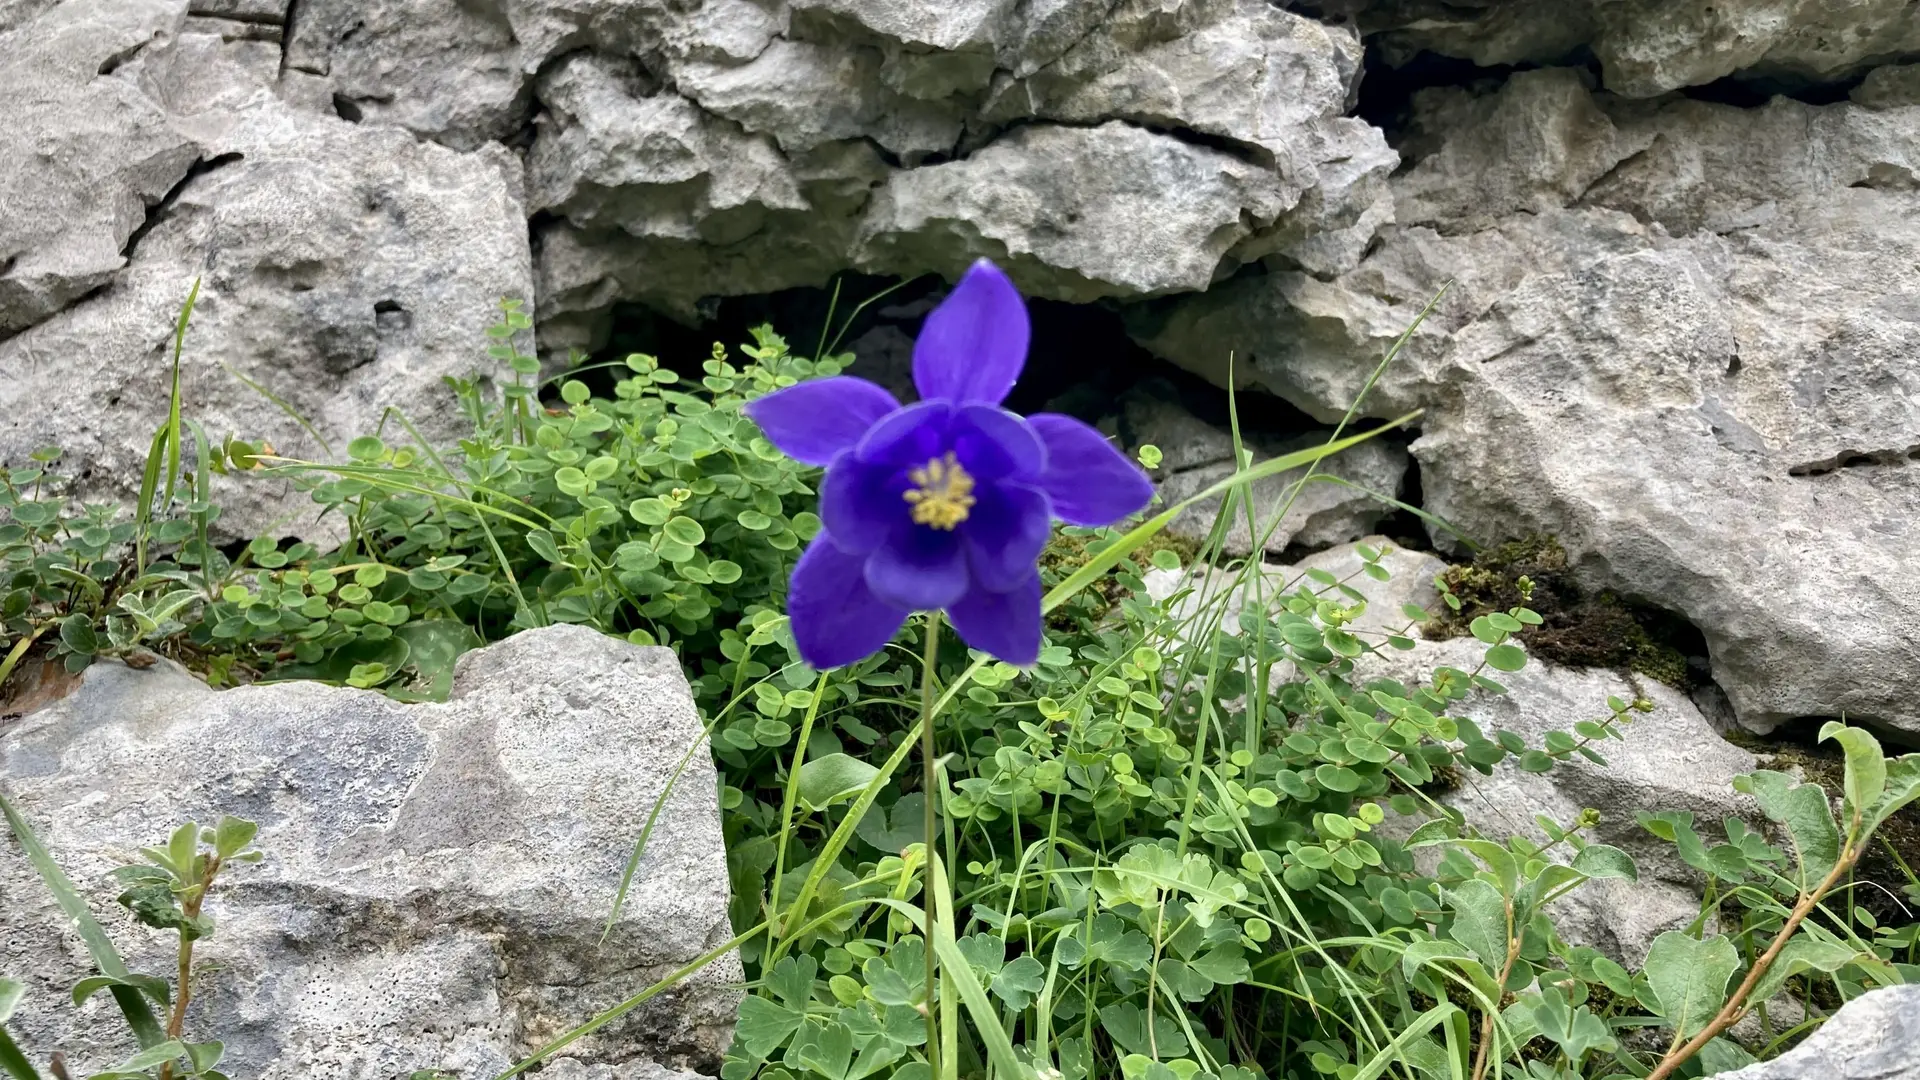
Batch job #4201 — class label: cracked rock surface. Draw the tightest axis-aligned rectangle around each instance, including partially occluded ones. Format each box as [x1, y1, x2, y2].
[0, 3, 532, 538]
[0, 625, 738, 1078]
[1135, 66, 1920, 744]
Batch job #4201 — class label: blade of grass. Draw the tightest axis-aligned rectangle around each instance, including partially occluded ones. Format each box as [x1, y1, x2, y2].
[1351, 1003, 1461, 1080]
[0, 1028, 41, 1080]
[160, 279, 199, 512]
[0, 794, 165, 1047]
[218, 361, 333, 457]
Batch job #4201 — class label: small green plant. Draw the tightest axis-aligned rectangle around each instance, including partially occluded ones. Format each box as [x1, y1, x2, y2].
[0, 802, 260, 1080]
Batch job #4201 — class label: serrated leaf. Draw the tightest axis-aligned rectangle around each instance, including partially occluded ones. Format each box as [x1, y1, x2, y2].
[991, 955, 1045, 1009]
[1099, 1002, 1187, 1059]
[734, 996, 806, 1060]
[1643, 932, 1739, 1038]
[1736, 771, 1840, 891]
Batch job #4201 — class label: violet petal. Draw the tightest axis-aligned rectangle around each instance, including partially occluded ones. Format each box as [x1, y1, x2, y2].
[820, 452, 906, 555]
[864, 526, 969, 611]
[1026, 413, 1155, 526]
[912, 260, 1030, 406]
[788, 532, 910, 669]
[744, 376, 900, 466]
[950, 404, 1045, 482]
[961, 482, 1052, 593]
[947, 573, 1043, 666]
[857, 399, 952, 469]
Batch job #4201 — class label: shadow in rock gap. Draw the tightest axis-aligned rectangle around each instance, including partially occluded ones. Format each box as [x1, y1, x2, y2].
[585, 276, 1282, 423]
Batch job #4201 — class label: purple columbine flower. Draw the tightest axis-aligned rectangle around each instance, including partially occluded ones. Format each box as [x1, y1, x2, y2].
[744, 259, 1154, 669]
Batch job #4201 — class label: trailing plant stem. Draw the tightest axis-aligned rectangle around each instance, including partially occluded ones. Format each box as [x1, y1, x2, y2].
[1470, 899, 1522, 1080]
[1645, 849, 1856, 1080]
[919, 612, 943, 1078]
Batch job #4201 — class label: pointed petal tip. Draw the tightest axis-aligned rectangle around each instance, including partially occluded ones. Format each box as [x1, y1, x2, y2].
[913, 260, 1030, 405]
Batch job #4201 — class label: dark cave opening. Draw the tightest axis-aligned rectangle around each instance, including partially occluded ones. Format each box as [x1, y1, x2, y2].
[589, 275, 1321, 433]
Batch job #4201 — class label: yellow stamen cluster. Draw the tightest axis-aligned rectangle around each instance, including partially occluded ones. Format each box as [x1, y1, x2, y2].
[903, 452, 976, 530]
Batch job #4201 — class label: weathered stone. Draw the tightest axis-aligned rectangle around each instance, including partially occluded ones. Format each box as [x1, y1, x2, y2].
[0, 72, 533, 538]
[1853, 63, 1920, 109]
[858, 121, 1291, 302]
[1135, 71, 1920, 743]
[0, 0, 201, 340]
[1393, 68, 1654, 233]
[1381, 635, 1758, 962]
[1363, 0, 1920, 98]
[530, 53, 806, 239]
[0, 625, 737, 1078]
[281, 0, 532, 150]
[1711, 984, 1920, 1080]
[675, 39, 967, 160]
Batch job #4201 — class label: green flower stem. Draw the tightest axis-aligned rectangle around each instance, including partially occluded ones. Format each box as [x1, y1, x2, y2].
[918, 612, 943, 1078]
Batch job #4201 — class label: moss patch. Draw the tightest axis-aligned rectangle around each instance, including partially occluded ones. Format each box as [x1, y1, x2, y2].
[1041, 527, 1200, 627]
[1427, 535, 1698, 689]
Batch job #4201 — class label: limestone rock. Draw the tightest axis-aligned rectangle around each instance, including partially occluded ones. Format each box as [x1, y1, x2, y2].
[1362, 0, 1920, 98]
[859, 121, 1291, 302]
[284, 0, 528, 151]
[1711, 984, 1920, 1080]
[1378, 635, 1758, 962]
[0, 625, 738, 1078]
[1134, 71, 1920, 743]
[0, 62, 533, 538]
[0, 0, 201, 340]
[517, 0, 1392, 339]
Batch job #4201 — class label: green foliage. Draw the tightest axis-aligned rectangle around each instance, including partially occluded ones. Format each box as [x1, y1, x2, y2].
[1, 809, 259, 1080]
[6, 295, 1916, 1080]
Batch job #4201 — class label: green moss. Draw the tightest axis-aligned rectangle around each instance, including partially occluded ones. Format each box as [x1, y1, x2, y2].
[1429, 534, 1698, 689]
[1040, 527, 1199, 627]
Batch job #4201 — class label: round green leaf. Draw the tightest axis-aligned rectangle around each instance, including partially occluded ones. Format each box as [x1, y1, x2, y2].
[1484, 644, 1528, 672]
[663, 516, 706, 546]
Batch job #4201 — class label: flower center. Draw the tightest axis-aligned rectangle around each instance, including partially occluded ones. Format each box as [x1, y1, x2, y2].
[902, 452, 976, 530]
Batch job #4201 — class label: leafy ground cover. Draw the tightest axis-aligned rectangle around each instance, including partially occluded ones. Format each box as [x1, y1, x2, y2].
[0, 290, 1915, 1080]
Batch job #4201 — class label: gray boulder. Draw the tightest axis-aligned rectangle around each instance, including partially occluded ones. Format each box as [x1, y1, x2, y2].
[1361, 0, 1920, 98]
[0, 0, 201, 340]
[1710, 984, 1920, 1080]
[0, 18, 533, 538]
[0, 625, 737, 1079]
[521, 0, 1394, 347]
[1133, 69, 1920, 743]
[857, 121, 1293, 302]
